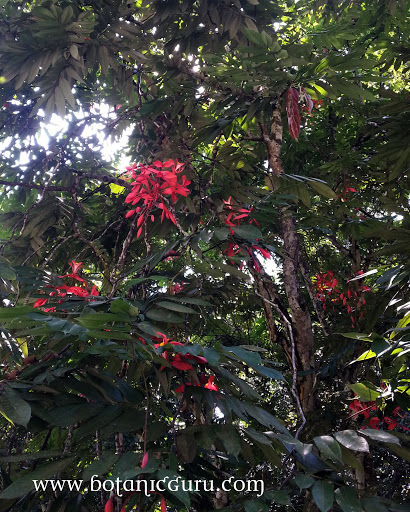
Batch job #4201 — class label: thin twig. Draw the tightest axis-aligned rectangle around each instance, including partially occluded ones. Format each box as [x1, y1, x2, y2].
[255, 291, 307, 439]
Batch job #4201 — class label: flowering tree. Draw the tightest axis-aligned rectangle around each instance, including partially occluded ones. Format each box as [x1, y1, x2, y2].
[0, 1, 409, 511]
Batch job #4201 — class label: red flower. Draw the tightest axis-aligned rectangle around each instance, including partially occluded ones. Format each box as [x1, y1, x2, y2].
[252, 245, 271, 259]
[204, 375, 219, 391]
[142, 452, 148, 468]
[90, 285, 99, 296]
[124, 160, 190, 231]
[34, 298, 48, 308]
[349, 399, 371, 418]
[170, 355, 194, 371]
[384, 416, 398, 430]
[392, 406, 404, 418]
[368, 417, 380, 430]
[58, 260, 86, 284]
[63, 285, 89, 297]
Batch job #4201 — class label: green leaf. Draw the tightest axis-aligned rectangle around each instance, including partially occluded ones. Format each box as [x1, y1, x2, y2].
[169, 296, 213, 306]
[348, 383, 380, 402]
[245, 403, 288, 434]
[0, 384, 31, 427]
[360, 429, 400, 445]
[312, 480, 334, 512]
[157, 469, 191, 508]
[295, 182, 311, 207]
[307, 179, 338, 199]
[334, 431, 369, 452]
[294, 474, 314, 489]
[73, 405, 122, 439]
[110, 299, 133, 314]
[41, 403, 105, 428]
[78, 312, 129, 328]
[157, 301, 197, 314]
[340, 445, 363, 471]
[314, 436, 343, 463]
[223, 345, 261, 367]
[334, 486, 362, 512]
[233, 224, 262, 240]
[386, 443, 410, 462]
[0, 458, 74, 499]
[0, 263, 16, 280]
[83, 453, 120, 481]
[339, 332, 373, 341]
[87, 330, 131, 340]
[146, 308, 184, 323]
[212, 261, 251, 281]
[244, 429, 282, 467]
[252, 364, 284, 380]
[244, 500, 269, 512]
[203, 347, 220, 366]
[354, 350, 376, 362]
[137, 321, 168, 338]
[0, 306, 39, 320]
[362, 497, 389, 512]
[263, 490, 290, 505]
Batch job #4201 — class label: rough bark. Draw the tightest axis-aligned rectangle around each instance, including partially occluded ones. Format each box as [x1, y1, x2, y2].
[262, 102, 283, 176]
[279, 208, 316, 413]
[257, 103, 317, 415]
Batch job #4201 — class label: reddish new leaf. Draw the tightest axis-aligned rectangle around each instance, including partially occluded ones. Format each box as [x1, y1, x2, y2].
[161, 495, 166, 512]
[104, 497, 114, 512]
[286, 87, 301, 140]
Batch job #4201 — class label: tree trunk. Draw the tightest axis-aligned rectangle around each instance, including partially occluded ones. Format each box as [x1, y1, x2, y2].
[279, 208, 316, 413]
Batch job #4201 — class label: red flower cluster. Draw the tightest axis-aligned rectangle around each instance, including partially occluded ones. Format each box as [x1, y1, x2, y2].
[349, 399, 408, 431]
[222, 197, 270, 273]
[223, 196, 260, 232]
[314, 270, 371, 326]
[154, 333, 207, 370]
[153, 333, 219, 392]
[33, 261, 98, 312]
[338, 186, 357, 202]
[124, 160, 191, 238]
[349, 399, 377, 419]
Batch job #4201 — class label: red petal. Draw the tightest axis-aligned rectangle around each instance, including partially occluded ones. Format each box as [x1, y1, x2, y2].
[90, 285, 99, 296]
[193, 356, 207, 364]
[34, 298, 47, 308]
[104, 498, 114, 512]
[137, 226, 143, 238]
[161, 495, 166, 512]
[171, 361, 194, 371]
[125, 210, 135, 218]
[142, 452, 148, 468]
